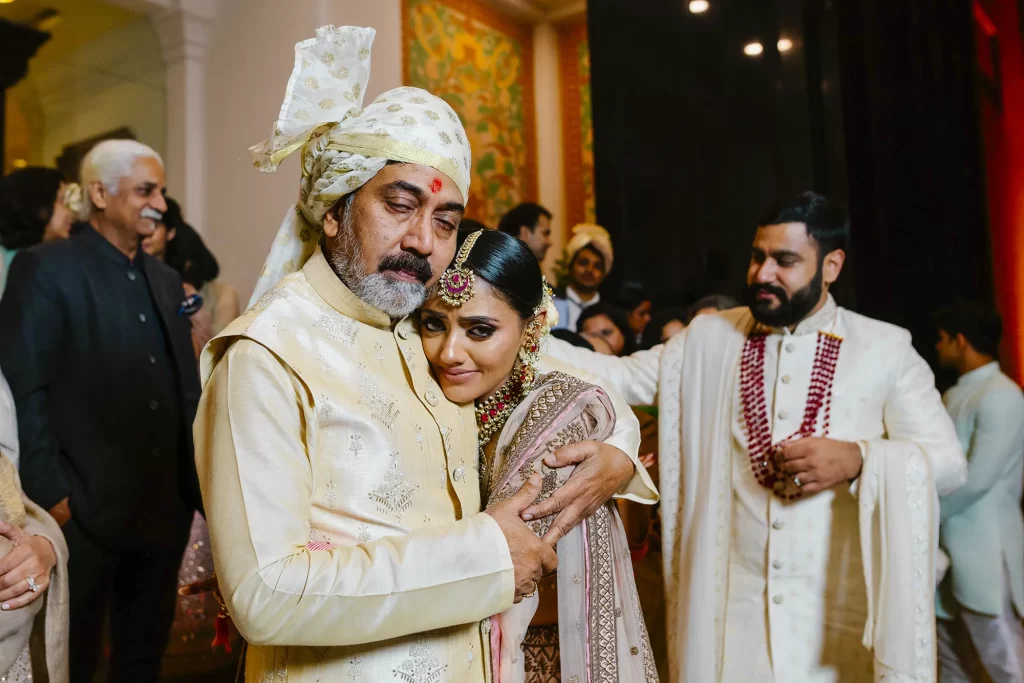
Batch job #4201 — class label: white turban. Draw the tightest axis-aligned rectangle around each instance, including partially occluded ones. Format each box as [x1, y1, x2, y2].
[248, 25, 472, 305]
[564, 223, 614, 272]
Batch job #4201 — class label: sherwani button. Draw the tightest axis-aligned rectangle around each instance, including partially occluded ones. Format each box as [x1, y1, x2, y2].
[785, 343, 796, 353]
[781, 375, 791, 384]
[773, 594, 784, 605]
[773, 560, 783, 569]
[772, 520, 785, 530]
[778, 410, 789, 420]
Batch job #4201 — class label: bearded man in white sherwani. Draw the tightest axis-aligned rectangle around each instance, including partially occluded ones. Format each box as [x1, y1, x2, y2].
[543, 192, 967, 683]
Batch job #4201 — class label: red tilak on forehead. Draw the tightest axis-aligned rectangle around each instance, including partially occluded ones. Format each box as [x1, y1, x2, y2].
[430, 177, 443, 194]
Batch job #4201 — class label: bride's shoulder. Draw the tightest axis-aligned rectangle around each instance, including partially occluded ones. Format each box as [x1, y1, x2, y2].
[534, 369, 598, 395]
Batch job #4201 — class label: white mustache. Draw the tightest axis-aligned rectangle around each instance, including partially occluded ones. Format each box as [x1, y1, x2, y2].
[141, 207, 163, 221]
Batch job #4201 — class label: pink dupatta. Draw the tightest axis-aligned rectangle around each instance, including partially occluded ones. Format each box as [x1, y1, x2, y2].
[484, 372, 658, 683]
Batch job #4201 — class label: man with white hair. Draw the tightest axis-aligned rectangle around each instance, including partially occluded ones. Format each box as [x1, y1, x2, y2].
[194, 25, 654, 682]
[0, 139, 203, 682]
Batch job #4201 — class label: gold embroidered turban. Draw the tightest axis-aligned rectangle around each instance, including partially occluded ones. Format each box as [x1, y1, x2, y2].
[564, 223, 614, 272]
[248, 25, 472, 305]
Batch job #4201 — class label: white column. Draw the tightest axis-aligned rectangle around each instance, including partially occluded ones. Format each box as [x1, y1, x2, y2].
[532, 21, 566, 276]
[152, 0, 216, 234]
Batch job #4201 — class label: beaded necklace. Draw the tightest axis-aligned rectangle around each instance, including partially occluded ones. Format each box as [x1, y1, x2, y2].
[476, 363, 535, 491]
[739, 328, 842, 500]
[476, 362, 536, 446]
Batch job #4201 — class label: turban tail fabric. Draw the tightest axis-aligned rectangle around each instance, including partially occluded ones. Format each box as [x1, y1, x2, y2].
[248, 25, 473, 306]
[563, 223, 614, 272]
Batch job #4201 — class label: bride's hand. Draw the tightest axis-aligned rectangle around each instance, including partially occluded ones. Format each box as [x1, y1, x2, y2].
[0, 520, 56, 611]
[520, 440, 634, 545]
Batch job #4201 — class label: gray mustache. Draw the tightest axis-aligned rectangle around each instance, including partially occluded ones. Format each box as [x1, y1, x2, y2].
[141, 207, 163, 221]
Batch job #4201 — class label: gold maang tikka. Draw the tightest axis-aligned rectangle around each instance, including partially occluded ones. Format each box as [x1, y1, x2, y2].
[439, 229, 483, 307]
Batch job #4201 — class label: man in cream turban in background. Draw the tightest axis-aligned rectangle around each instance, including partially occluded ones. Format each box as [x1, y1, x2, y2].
[194, 25, 655, 682]
[552, 223, 614, 331]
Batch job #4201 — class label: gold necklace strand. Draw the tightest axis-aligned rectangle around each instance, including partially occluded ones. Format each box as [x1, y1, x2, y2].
[475, 363, 535, 446]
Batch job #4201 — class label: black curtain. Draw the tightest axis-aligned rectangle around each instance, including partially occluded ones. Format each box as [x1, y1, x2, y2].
[836, 0, 990, 362]
[587, 0, 990, 367]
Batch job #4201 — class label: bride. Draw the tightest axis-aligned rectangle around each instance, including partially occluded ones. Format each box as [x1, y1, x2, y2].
[418, 228, 658, 683]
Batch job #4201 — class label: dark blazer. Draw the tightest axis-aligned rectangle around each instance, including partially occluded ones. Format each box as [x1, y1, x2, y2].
[0, 226, 202, 549]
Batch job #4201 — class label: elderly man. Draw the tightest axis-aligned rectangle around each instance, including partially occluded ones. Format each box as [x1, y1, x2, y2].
[0, 139, 202, 682]
[195, 26, 654, 683]
[543, 192, 967, 682]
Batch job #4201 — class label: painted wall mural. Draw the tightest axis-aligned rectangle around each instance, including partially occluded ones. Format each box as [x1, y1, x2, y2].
[559, 19, 596, 228]
[403, 0, 537, 227]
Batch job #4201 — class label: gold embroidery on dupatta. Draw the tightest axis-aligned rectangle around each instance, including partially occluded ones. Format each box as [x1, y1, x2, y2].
[587, 505, 619, 683]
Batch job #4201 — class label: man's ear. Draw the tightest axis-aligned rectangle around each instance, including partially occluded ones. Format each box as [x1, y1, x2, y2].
[88, 181, 109, 211]
[822, 249, 846, 286]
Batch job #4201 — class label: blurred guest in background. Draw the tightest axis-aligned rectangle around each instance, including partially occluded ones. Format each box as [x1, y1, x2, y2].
[142, 197, 240, 352]
[0, 369, 69, 683]
[553, 223, 613, 330]
[0, 139, 203, 683]
[641, 306, 689, 350]
[686, 293, 739, 324]
[616, 286, 653, 346]
[0, 168, 79, 297]
[498, 201, 553, 262]
[933, 302, 1024, 683]
[577, 301, 636, 356]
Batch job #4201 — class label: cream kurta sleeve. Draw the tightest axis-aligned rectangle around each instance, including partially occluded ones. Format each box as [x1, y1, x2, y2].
[538, 356, 658, 504]
[545, 338, 662, 407]
[195, 340, 515, 647]
[868, 336, 967, 496]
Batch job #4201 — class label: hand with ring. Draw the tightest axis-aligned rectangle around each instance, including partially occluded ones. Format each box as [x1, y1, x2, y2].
[0, 520, 57, 611]
[775, 437, 863, 496]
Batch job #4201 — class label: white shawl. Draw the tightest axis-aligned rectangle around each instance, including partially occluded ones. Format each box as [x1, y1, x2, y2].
[658, 308, 939, 683]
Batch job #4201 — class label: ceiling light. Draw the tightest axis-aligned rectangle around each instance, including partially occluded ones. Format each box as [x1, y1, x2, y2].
[12, 159, 28, 169]
[777, 38, 794, 53]
[688, 0, 710, 14]
[743, 41, 764, 57]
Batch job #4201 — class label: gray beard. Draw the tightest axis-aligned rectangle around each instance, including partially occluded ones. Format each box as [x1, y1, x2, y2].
[327, 196, 427, 318]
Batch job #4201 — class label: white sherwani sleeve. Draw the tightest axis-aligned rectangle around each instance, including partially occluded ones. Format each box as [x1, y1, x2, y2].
[866, 337, 966, 496]
[539, 353, 659, 504]
[546, 338, 663, 407]
[195, 340, 515, 647]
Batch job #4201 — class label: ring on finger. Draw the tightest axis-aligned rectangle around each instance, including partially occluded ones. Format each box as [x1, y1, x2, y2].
[523, 582, 538, 599]
[793, 475, 803, 488]
[26, 576, 39, 593]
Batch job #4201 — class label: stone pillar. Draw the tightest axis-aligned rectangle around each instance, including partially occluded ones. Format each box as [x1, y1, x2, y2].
[533, 22, 566, 276]
[152, 0, 216, 234]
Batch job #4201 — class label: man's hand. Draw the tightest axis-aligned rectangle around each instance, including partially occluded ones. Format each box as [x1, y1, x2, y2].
[521, 440, 634, 546]
[48, 497, 71, 527]
[485, 474, 558, 603]
[0, 520, 57, 611]
[775, 437, 863, 495]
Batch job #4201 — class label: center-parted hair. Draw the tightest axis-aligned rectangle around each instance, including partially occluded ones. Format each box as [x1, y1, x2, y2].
[455, 227, 544, 320]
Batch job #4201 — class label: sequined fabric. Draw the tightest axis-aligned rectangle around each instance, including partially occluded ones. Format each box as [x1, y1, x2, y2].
[1, 647, 32, 683]
[522, 626, 559, 683]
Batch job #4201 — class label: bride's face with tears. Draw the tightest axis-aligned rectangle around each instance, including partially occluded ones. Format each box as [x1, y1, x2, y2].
[419, 280, 544, 404]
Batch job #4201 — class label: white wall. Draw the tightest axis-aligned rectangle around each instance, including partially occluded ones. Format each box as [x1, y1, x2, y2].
[27, 19, 166, 170]
[203, 0, 402, 303]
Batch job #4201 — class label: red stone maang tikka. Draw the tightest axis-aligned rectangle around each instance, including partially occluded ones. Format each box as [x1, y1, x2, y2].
[739, 330, 843, 500]
[439, 229, 483, 307]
